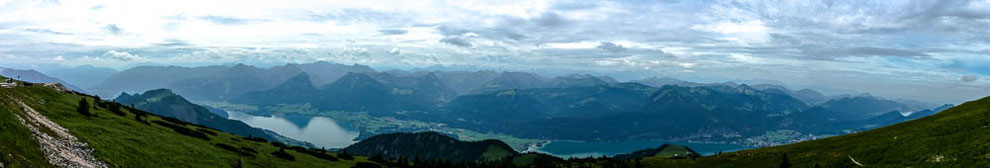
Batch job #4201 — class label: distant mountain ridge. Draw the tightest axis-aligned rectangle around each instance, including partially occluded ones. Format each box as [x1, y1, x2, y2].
[90, 62, 374, 100]
[43, 65, 118, 88]
[0, 67, 86, 92]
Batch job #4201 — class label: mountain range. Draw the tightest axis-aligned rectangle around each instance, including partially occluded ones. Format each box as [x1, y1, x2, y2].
[0, 67, 86, 92]
[89, 61, 374, 100]
[5, 62, 954, 146]
[67, 62, 916, 144]
[228, 69, 947, 142]
[42, 65, 118, 88]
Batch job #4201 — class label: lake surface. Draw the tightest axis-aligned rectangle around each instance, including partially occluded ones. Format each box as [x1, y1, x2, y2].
[226, 110, 360, 148]
[535, 140, 749, 158]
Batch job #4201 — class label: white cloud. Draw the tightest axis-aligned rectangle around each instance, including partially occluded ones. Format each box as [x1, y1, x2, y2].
[102, 50, 141, 61]
[0, 0, 988, 103]
[730, 53, 761, 63]
[678, 62, 696, 69]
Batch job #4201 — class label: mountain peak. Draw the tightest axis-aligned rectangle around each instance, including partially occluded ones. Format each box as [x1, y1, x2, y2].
[143, 88, 177, 96]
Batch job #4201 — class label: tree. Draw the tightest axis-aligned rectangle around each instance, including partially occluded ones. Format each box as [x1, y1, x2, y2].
[77, 98, 92, 116]
[109, 103, 125, 116]
[338, 150, 354, 160]
[779, 153, 791, 168]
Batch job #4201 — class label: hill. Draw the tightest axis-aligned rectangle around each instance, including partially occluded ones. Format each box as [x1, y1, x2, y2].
[114, 89, 283, 143]
[643, 96, 990, 167]
[342, 132, 517, 163]
[614, 144, 701, 160]
[0, 77, 373, 167]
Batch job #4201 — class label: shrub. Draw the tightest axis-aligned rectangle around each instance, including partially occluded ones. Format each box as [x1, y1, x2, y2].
[368, 155, 386, 163]
[214, 144, 256, 157]
[270, 142, 287, 149]
[271, 149, 295, 161]
[77, 98, 92, 116]
[108, 104, 126, 116]
[239, 147, 257, 154]
[288, 146, 337, 162]
[152, 120, 210, 140]
[197, 128, 218, 136]
[161, 117, 188, 125]
[338, 150, 354, 160]
[242, 135, 267, 143]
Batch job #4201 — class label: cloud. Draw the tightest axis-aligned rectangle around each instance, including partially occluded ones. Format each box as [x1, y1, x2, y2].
[197, 15, 262, 25]
[378, 29, 408, 35]
[844, 47, 930, 58]
[803, 47, 931, 60]
[104, 24, 122, 35]
[596, 42, 625, 53]
[102, 50, 140, 61]
[440, 36, 472, 47]
[532, 12, 569, 27]
[388, 48, 400, 55]
[155, 39, 190, 47]
[678, 62, 696, 68]
[961, 75, 979, 82]
[24, 28, 72, 35]
[2, 0, 990, 103]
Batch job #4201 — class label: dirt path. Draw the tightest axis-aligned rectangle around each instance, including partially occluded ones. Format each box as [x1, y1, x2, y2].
[11, 99, 109, 168]
[848, 155, 865, 166]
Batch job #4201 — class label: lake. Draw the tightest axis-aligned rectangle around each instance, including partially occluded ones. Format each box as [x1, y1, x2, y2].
[226, 110, 360, 148]
[534, 140, 749, 158]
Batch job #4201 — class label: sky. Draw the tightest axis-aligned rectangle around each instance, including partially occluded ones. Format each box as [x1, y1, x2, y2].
[0, 0, 988, 104]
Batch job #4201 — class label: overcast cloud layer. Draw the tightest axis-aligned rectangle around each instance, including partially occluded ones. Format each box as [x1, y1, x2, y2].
[1, 0, 989, 104]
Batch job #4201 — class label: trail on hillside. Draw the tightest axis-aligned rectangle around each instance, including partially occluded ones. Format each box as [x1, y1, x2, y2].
[10, 98, 109, 168]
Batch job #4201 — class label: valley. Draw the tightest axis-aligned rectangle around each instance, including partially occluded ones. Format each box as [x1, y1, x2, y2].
[137, 62, 951, 159]
[3, 1, 989, 167]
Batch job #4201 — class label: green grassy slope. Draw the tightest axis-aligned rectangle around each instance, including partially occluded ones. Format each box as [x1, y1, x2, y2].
[0, 92, 51, 167]
[0, 84, 372, 167]
[643, 96, 990, 167]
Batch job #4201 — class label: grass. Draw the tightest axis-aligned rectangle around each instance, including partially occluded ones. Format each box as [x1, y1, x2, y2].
[0, 85, 375, 167]
[642, 96, 990, 167]
[0, 89, 51, 167]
